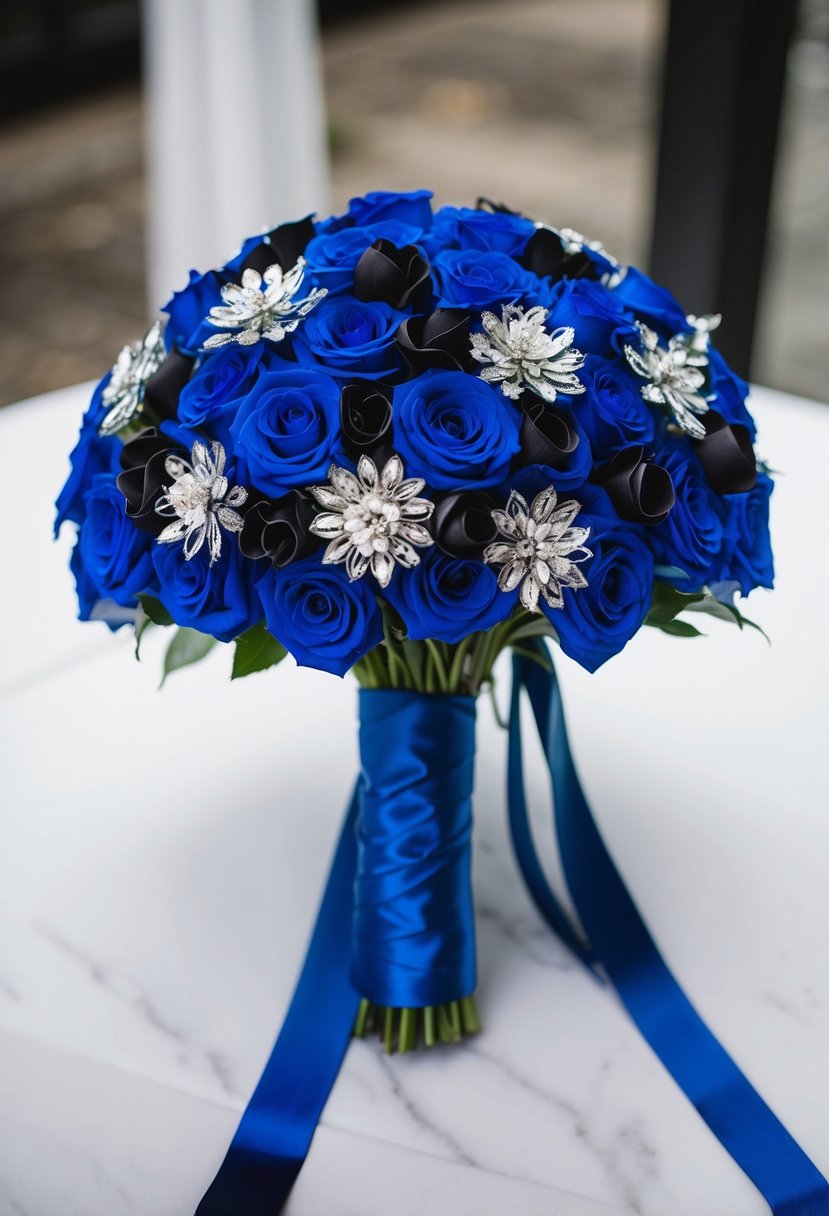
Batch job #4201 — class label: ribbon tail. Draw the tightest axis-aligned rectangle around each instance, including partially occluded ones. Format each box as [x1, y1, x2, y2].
[508, 649, 829, 1216]
[196, 787, 361, 1216]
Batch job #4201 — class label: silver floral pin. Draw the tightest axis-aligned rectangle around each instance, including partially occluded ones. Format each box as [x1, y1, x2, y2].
[470, 303, 586, 403]
[682, 312, 721, 358]
[156, 440, 247, 564]
[98, 321, 166, 436]
[484, 486, 591, 613]
[624, 321, 711, 439]
[203, 258, 326, 350]
[308, 454, 434, 588]
[542, 224, 626, 288]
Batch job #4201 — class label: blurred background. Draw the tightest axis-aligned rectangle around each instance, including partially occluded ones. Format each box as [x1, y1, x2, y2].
[0, 0, 826, 410]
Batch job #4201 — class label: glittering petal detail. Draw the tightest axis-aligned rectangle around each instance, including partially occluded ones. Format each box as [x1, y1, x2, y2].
[155, 440, 248, 565]
[98, 321, 167, 436]
[624, 321, 711, 439]
[484, 485, 592, 613]
[202, 256, 326, 349]
[470, 304, 585, 403]
[308, 453, 434, 583]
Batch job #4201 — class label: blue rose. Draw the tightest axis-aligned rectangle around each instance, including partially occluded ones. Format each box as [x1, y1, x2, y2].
[431, 249, 540, 309]
[292, 296, 406, 380]
[394, 369, 521, 489]
[707, 348, 756, 440]
[304, 221, 424, 294]
[55, 374, 121, 535]
[71, 473, 156, 626]
[647, 445, 724, 589]
[178, 345, 283, 430]
[578, 357, 655, 456]
[346, 189, 434, 229]
[544, 280, 637, 355]
[609, 267, 687, 337]
[151, 539, 259, 643]
[385, 549, 515, 644]
[550, 486, 654, 672]
[228, 367, 341, 497]
[715, 473, 774, 596]
[256, 556, 382, 676]
[429, 205, 535, 257]
[162, 269, 226, 355]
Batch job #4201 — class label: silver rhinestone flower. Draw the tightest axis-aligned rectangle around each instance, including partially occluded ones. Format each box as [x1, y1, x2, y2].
[98, 321, 166, 437]
[308, 454, 434, 588]
[624, 322, 711, 439]
[202, 258, 327, 350]
[484, 486, 591, 613]
[682, 312, 721, 359]
[544, 224, 626, 288]
[156, 440, 247, 565]
[470, 303, 586, 403]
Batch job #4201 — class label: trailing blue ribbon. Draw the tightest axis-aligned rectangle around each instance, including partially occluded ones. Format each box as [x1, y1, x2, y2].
[195, 791, 360, 1215]
[196, 664, 829, 1216]
[509, 646, 829, 1216]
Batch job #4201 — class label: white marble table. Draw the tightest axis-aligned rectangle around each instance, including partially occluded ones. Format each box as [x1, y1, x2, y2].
[1, 383, 827, 1216]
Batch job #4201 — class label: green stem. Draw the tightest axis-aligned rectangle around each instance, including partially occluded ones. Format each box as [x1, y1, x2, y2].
[424, 639, 449, 693]
[447, 633, 475, 693]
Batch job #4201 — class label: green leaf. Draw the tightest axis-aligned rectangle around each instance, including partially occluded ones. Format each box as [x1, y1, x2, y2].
[134, 603, 154, 661]
[684, 592, 770, 642]
[161, 629, 218, 687]
[231, 623, 288, 680]
[645, 583, 705, 627]
[138, 594, 174, 628]
[653, 564, 690, 581]
[653, 619, 704, 638]
[506, 616, 559, 645]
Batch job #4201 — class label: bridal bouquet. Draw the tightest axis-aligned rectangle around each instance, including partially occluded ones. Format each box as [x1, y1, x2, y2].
[55, 192, 799, 1216]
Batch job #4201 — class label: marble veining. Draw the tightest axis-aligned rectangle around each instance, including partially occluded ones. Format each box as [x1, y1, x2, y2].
[0, 383, 828, 1215]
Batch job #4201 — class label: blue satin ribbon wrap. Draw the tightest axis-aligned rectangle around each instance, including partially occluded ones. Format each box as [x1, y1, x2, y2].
[196, 661, 829, 1216]
[353, 690, 477, 1007]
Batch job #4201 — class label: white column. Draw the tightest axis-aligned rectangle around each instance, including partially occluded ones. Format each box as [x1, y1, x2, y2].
[143, 0, 329, 310]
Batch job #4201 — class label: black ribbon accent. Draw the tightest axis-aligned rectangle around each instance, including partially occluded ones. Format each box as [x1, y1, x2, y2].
[116, 427, 187, 536]
[142, 349, 195, 422]
[692, 410, 757, 494]
[433, 491, 498, 559]
[519, 227, 595, 282]
[239, 492, 320, 568]
[516, 395, 580, 470]
[353, 239, 431, 309]
[240, 215, 316, 275]
[397, 309, 474, 374]
[592, 446, 675, 526]
[340, 381, 394, 460]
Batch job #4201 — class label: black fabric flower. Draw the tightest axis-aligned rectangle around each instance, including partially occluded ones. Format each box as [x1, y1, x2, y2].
[516, 394, 580, 470]
[520, 227, 595, 282]
[116, 427, 187, 536]
[339, 381, 394, 459]
[239, 491, 320, 568]
[397, 308, 474, 374]
[433, 490, 498, 559]
[353, 239, 431, 309]
[240, 215, 316, 275]
[692, 410, 757, 494]
[142, 349, 195, 422]
[592, 445, 675, 526]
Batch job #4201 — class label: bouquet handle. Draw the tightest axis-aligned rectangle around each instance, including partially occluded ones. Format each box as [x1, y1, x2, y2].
[196, 649, 829, 1216]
